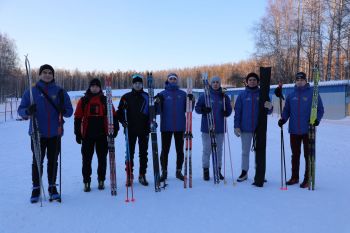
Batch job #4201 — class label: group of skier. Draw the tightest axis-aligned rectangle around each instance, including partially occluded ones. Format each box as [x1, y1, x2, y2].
[18, 63, 324, 204]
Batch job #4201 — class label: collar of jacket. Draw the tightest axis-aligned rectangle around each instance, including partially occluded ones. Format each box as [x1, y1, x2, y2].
[85, 89, 102, 98]
[294, 83, 310, 92]
[245, 86, 260, 93]
[132, 88, 144, 94]
[37, 79, 55, 89]
[165, 82, 179, 91]
[209, 86, 223, 95]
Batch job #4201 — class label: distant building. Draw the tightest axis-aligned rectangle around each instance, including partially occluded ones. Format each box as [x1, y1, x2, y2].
[194, 80, 350, 120]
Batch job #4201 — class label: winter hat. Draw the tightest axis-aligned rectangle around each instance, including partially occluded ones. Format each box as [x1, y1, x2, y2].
[245, 72, 259, 82]
[167, 73, 178, 80]
[210, 76, 221, 85]
[132, 74, 143, 83]
[295, 72, 307, 80]
[89, 78, 102, 88]
[39, 64, 55, 77]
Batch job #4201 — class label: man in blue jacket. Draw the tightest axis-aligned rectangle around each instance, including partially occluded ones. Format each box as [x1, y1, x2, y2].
[234, 72, 273, 183]
[155, 73, 194, 182]
[278, 72, 324, 188]
[18, 64, 73, 203]
[195, 76, 232, 181]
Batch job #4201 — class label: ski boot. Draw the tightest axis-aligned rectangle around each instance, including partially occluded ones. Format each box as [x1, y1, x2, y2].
[30, 186, 40, 203]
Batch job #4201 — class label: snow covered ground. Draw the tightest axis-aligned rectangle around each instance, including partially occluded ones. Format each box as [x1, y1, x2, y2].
[0, 91, 349, 233]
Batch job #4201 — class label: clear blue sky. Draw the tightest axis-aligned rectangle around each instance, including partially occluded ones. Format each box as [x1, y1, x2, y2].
[0, 0, 267, 72]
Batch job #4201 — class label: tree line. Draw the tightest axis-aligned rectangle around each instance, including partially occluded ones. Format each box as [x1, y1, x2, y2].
[1, 0, 349, 102]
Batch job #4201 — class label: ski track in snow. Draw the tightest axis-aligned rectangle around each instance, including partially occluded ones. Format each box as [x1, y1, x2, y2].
[0, 96, 349, 233]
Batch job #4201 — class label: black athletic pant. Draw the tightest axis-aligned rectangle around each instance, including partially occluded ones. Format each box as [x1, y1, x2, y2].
[81, 136, 108, 183]
[290, 134, 309, 181]
[160, 131, 184, 172]
[126, 133, 149, 176]
[31, 136, 60, 187]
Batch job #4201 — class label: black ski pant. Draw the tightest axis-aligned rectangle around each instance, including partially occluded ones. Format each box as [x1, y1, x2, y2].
[160, 131, 184, 172]
[81, 136, 108, 183]
[31, 136, 60, 188]
[290, 134, 309, 181]
[126, 133, 149, 176]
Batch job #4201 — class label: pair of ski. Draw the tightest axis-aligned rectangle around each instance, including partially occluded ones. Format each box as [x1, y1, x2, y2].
[106, 76, 135, 201]
[183, 77, 193, 188]
[147, 72, 164, 192]
[308, 66, 320, 191]
[105, 76, 117, 196]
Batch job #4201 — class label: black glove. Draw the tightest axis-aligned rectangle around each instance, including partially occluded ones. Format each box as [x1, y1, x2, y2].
[274, 86, 284, 100]
[223, 110, 230, 117]
[313, 119, 320, 126]
[201, 106, 212, 113]
[76, 135, 82, 144]
[26, 104, 37, 116]
[278, 119, 285, 127]
[187, 94, 194, 101]
[155, 94, 164, 104]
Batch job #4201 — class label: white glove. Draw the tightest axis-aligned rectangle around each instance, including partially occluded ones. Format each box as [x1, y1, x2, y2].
[264, 101, 273, 110]
[234, 128, 241, 137]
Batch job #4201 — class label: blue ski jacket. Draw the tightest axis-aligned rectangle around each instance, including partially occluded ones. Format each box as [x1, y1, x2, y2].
[282, 83, 324, 135]
[195, 87, 232, 134]
[234, 87, 272, 133]
[156, 82, 190, 132]
[18, 80, 73, 137]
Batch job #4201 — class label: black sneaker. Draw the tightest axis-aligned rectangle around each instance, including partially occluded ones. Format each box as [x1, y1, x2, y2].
[159, 171, 168, 182]
[98, 180, 105, 190]
[84, 182, 91, 192]
[138, 175, 149, 186]
[286, 178, 299, 185]
[219, 168, 224, 180]
[300, 179, 309, 188]
[30, 186, 40, 203]
[252, 182, 263, 187]
[176, 169, 184, 181]
[203, 168, 210, 181]
[237, 170, 248, 182]
[48, 185, 60, 201]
